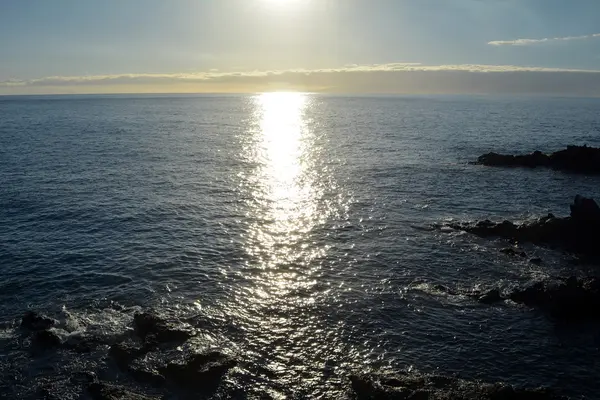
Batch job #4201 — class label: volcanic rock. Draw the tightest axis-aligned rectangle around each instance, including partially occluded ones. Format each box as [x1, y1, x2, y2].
[472, 145, 600, 174]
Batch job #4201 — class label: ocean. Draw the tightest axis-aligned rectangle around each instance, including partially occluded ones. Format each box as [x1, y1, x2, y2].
[1, 93, 599, 399]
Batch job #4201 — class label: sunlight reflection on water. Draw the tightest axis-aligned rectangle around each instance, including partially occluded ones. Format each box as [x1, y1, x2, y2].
[243, 92, 325, 283]
[227, 93, 354, 395]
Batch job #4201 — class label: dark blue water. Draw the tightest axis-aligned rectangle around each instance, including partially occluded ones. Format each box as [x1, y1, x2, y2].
[1, 93, 600, 398]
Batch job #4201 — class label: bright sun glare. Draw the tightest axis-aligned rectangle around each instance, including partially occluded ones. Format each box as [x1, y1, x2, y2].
[264, 0, 302, 5]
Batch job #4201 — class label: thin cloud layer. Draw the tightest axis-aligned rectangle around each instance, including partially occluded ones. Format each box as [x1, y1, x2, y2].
[2, 63, 600, 95]
[489, 33, 600, 46]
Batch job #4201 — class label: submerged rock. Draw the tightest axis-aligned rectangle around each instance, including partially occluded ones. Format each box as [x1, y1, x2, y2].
[133, 312, 194, 344]
[21, 311, 56, 331]
[449, 195, 600, 259]
[472, 145, 600, 174]
[350, 372, 566, 400]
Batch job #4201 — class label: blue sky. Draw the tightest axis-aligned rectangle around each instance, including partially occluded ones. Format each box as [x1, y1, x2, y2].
[2, 0, 600, 94]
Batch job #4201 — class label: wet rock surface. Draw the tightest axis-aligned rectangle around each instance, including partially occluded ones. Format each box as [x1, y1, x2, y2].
[508, 277, 600, 320]
[103, 312, 236, 396]
[350, 372, 566, 400]
[14, 308, 581, 398]
[449, 195, 600, 259]
[21, 311, 56, 331]
[31, 329, 62, 350]
[109, 342, 149, 369]
[133, 311, 194, 344]
[14, 309, 236, 398]
[447, 277, 600, 321]
[471, 145, 600, 174]
[159, 352, 237, 391]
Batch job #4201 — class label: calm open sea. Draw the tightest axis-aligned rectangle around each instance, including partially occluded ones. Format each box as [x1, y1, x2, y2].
[1, 93, 600, 398]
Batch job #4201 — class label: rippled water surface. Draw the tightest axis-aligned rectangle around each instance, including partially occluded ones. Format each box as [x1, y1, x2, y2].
[1, 94, 600, 398]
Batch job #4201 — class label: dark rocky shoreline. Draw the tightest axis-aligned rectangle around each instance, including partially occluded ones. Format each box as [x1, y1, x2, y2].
[18, 191, 600, 399]
[471, 145, 600, 174]
[15, 197, 600, 399]
[17, 309, 570, 399]
[430, 276, 600, 321]
[20, 310, 237, 399]
[449, 195, 600, 260]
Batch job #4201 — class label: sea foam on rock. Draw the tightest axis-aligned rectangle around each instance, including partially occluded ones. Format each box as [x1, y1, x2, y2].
[472, 145, 600, 174]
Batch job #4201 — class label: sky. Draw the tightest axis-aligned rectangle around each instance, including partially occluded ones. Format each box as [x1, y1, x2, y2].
[2, 0, 600, 95]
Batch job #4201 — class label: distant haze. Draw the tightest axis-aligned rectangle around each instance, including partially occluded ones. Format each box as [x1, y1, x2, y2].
[2, 0, 600, 95]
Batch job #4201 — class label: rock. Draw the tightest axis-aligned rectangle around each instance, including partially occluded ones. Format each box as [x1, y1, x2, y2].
[31, 329, 61, 350]
[158, 351, 236, 392]
[62, 335, 108, 353]
[529, 257, 543, 265]
[431, 284, 457, 296]
[109, 342, 149, 369]
[448, 196, 600, 259]
[350, 372, 566, 400]
[549, 145, 600, 175]
[472, 145, 600, 174]
[570, 194, 600, 223]
[477, 288, 503, 304]
[508, 276, 600, 320]
[133, 312, 194, 344]
[500, 248, 527, 258]
[21, 311, 56, 331]
[88, 382, 159, 400]
[109, 343, 166, 387]
[128, 363, 166, 388]
[69, 371, 97, 385]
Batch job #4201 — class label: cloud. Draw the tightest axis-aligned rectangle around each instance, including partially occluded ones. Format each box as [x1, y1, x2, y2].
[489, 33, 600, 46]
[2, 63, 600, 95]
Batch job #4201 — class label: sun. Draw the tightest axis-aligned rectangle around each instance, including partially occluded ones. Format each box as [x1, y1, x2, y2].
[264, 0, 302, 4]
[260, 0, 307, 10]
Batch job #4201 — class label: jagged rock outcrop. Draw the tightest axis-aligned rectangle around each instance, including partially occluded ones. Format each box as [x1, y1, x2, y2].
[508, 276, 600, 320]
[472, 145, 600, 174]
[457, 277, 600, 321]
[449, 195, 600, 259]
[105, 313, 235, 395]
